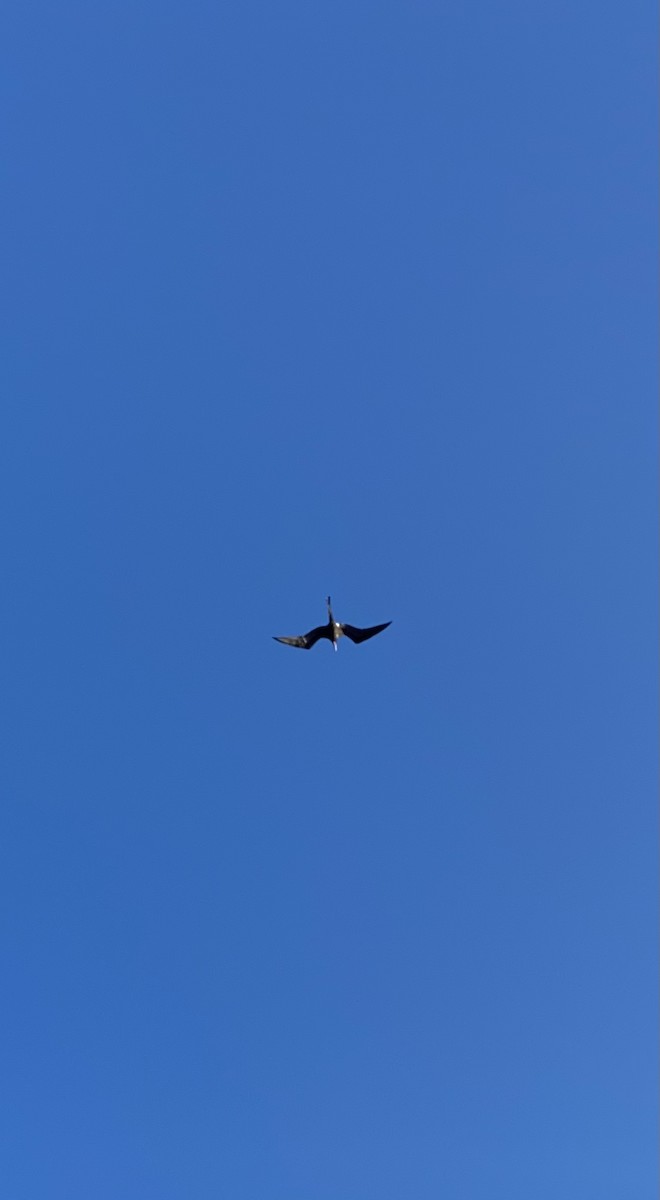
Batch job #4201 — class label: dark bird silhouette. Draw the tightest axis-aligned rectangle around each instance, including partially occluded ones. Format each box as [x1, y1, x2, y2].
[273, 596, 391, 652]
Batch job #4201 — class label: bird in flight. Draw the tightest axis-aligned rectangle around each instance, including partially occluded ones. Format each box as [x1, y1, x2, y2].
[273, 596, 391, 652]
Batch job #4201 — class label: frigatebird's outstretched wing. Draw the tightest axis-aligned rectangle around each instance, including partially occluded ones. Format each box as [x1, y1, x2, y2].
[273, 625, 332, 650]
[339, 621, 392, 644]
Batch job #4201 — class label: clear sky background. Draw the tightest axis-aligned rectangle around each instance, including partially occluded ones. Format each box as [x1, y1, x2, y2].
[1, 3, 656, 1197]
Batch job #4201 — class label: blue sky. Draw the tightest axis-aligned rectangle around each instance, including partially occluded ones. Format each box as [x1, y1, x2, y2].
[1, 3, 656, 1197]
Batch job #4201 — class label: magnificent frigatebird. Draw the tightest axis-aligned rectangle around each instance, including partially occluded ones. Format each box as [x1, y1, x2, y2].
[273, 596, 391, 651]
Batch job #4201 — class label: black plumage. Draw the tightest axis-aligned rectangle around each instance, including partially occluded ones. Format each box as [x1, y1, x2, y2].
[273, 597, 391, 652]
[339, 621, 392, 644]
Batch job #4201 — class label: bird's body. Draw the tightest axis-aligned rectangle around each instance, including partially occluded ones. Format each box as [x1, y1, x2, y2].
[273, 597, 391, 651]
